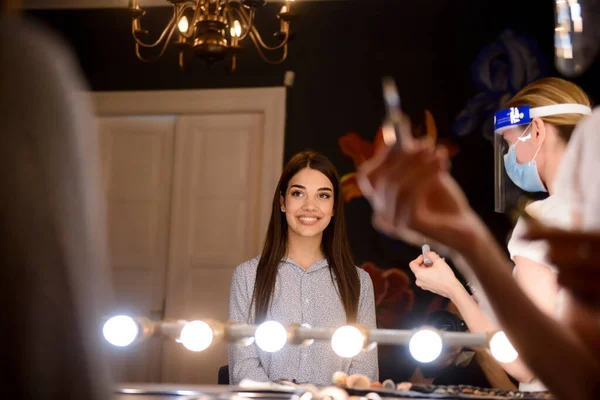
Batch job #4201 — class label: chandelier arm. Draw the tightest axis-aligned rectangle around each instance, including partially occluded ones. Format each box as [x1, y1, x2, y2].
[134, 22, 180, 62]
[229, 6, 252, 41]
[248, 31, 288, 64]
[177, 3, 197, 39]
[249, 23, 289, 51]
[131, 6, 178, 48]
[191, 0, 202, 26]
[231, 53, 237, 72]
[249, 8, 256, 28]
[224, 4, 235, 34]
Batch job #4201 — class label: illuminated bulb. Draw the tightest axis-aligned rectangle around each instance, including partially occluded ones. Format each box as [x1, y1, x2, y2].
[232, 20, 242, 37]
[490, 331, 518, 363]
[103, 315, 139, 347]
[331, 325, 365, 358]
[179, 320, 214, 352]
[409, 329, 442, 363]
[255, 321, 287, 352]
[280, 5, 288, 13]
[178, 16, 189, 34]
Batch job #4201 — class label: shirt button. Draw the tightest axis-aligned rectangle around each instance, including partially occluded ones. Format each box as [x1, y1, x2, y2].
[304, 298, 309, 304]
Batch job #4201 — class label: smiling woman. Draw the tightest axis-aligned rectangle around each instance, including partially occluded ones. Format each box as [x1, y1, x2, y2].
[228, 151, 378, 385]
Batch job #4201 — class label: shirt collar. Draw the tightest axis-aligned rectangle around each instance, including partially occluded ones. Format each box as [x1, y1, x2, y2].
[282, 257, 329, 273]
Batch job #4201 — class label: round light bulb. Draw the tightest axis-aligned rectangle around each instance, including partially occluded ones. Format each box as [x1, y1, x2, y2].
[103, 315, 139, 347]
[490, 331, 518, 363]
[280, 5, 288, 13]
[409, 329, 443, 363]
[255, 321, 287, 353]
[180, 320, 214, 352]
[178, 16, 189, 34]
[331, 325, 365, 358]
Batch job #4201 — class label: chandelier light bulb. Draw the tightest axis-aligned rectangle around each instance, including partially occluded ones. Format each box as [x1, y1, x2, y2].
[103, 315, 139, 347]
[178, 16, 189, 34]
[179, 320, 214, 352]
[255, 321, 287, 352]
[232, 20, 242, 37]
[331, 325, 365, 358]
[490, 331, 519, 363]
[409, 329, 443, 363]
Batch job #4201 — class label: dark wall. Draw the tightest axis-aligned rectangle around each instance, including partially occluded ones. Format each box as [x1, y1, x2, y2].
[27, 0, 600, 383]
[27, 0, 558, 238]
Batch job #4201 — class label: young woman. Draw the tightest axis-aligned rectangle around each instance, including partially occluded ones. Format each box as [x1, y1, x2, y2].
[356, 85, 600, 399]
[228, 151, 378, 385]
[405, 78, 591, 391]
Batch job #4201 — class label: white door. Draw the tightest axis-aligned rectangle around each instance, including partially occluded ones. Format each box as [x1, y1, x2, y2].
[99, 116, 175, 383]
[162, 114, 267, 384]
[93, 87, 285, 384]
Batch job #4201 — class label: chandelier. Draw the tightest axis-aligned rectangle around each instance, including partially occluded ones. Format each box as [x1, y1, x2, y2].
[127, 0, 296, 71]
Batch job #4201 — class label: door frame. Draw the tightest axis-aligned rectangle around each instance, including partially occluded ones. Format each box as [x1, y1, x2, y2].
[93, 87, 286, 248]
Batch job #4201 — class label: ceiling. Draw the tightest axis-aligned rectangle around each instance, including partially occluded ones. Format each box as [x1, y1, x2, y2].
[22, 0, 327, 9]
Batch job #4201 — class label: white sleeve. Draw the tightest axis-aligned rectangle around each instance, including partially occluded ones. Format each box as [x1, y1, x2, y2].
[507, 216, 557, 273]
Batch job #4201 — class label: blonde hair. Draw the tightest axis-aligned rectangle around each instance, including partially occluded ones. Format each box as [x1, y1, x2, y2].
[507, 77, 591, 142]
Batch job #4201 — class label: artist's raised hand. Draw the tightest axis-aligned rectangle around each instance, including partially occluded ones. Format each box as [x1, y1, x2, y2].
[357, 141, 485, 253]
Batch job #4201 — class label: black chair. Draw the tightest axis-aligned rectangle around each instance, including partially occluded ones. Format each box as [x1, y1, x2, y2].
[218, 365, 230, 385]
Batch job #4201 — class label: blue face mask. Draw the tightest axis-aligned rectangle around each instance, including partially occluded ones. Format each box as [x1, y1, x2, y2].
[503, 144, 547, 193]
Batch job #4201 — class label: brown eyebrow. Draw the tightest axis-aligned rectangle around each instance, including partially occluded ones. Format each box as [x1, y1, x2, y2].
[290, 184, 332, 192]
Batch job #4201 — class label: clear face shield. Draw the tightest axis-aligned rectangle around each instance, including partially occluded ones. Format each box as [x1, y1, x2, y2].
[555, 0, 600, 77]
[494, 106, 534, 213]
[493, 104, 593, 213]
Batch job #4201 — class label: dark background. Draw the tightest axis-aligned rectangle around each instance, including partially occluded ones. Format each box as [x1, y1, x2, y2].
[27, 0, 600, 383]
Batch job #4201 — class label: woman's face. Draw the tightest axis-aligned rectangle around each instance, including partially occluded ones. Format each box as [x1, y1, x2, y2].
[502, 125, 542, 165]
[280, 167, 335, 239]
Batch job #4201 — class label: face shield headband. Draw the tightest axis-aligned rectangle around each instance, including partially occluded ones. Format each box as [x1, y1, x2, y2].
[494, 104, 592, 134]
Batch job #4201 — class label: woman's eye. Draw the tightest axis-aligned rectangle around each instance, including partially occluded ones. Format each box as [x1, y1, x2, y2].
[319, 193, 331, 199]
[291, 191, 303, 197]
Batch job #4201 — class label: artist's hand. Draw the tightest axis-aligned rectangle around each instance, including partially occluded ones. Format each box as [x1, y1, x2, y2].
[523, 218, 600, 304]
[409, 252, 461, 299]
[357, 141, 484, 253]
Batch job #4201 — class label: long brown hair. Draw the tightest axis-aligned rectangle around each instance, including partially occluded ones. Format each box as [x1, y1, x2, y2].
[251, 151, 360, 324]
